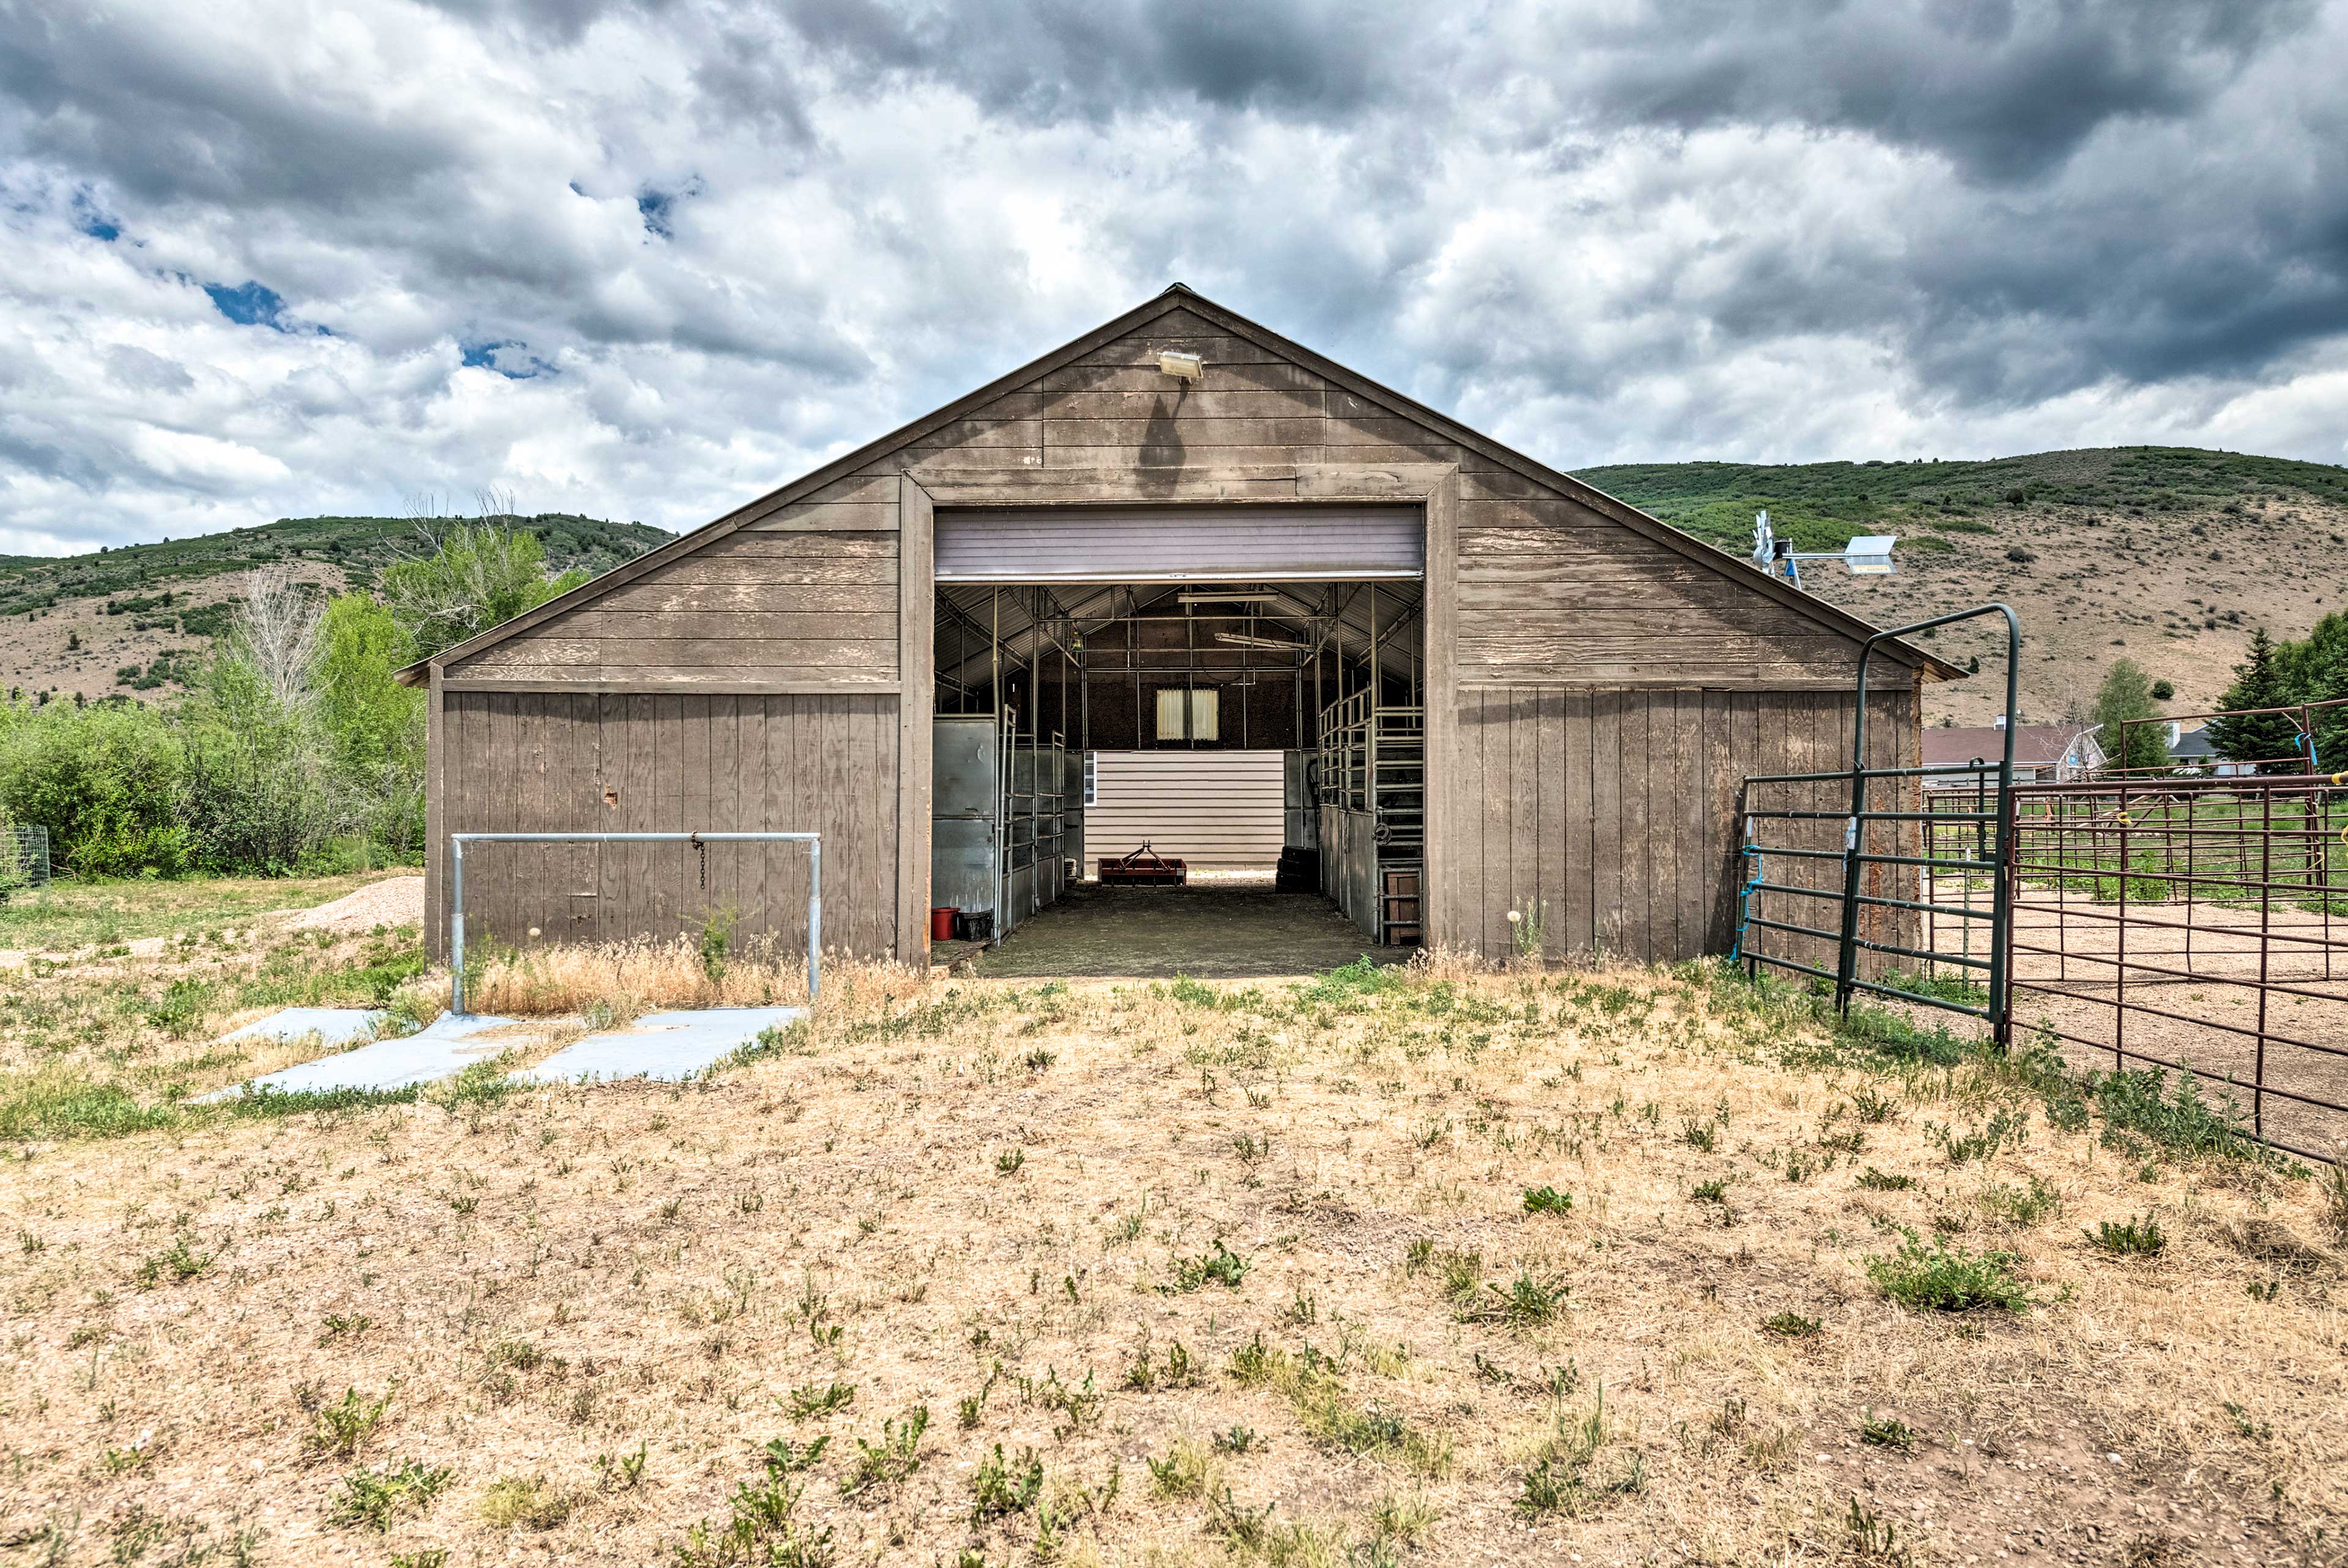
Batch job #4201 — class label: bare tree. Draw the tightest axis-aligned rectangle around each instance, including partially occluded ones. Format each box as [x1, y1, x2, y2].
[238, 566, 324, 714]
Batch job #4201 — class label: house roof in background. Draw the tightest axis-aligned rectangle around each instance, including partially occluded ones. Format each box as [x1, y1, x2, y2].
[1922, 724, 2100, 769]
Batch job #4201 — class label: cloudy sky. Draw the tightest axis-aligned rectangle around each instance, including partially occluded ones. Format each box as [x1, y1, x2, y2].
[3, 0, 2345, 554]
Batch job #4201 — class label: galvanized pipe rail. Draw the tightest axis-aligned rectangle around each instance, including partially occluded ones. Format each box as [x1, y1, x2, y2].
[448, 831, 821, 1017]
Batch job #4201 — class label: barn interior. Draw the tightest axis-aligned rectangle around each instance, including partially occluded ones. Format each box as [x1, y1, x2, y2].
[930, 577, 1425, 975]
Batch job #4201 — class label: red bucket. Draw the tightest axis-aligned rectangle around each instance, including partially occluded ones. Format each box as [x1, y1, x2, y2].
[930, 906, 957, 942]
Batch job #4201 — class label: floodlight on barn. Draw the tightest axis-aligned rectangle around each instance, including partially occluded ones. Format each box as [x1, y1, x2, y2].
[1157, 350, 1204, 380]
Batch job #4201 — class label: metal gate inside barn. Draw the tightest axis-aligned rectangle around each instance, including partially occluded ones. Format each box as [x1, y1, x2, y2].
[1732, 608, 2348, 1164]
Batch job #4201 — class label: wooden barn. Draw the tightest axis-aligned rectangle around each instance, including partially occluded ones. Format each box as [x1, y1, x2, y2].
[402, 286, 1954, 970]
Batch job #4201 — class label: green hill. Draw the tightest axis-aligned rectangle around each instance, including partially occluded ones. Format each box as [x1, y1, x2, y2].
[1576, 446, 2348, 555]
[0, 513, 671, 624]
[0, 513, 673, 703]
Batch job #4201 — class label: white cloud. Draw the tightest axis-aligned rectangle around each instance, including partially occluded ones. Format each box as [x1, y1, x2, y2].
[0, 0, 2343, 554]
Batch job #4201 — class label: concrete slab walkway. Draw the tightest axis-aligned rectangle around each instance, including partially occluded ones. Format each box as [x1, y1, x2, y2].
[217, 1006, 387, 1049]
[511, 1007, 805, 1086]
[198, 1012, 522, 1101]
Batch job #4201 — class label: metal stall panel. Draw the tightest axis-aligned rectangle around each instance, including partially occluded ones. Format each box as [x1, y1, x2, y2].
[932, 715, 1000, 923]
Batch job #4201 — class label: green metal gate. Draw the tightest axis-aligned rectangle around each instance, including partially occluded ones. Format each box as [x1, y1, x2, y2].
[1731, 605, 2022, 1042]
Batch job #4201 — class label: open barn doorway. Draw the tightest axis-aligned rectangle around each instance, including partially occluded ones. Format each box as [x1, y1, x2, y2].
[925, 507, 1428, 977]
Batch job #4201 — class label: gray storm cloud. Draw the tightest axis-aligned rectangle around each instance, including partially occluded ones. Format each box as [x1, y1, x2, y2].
[0, 0, 2342, 554]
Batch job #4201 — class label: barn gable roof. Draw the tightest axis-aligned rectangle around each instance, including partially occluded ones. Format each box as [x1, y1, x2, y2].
[400, 285, 1960, 684]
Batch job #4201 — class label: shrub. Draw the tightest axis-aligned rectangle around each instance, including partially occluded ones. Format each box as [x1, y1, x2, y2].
[1866, 1233, 2038, 1312]
[2086, 1215, 2166, 1256]
[332, 1460, 452, 1532]
[0, 699, 189, 875]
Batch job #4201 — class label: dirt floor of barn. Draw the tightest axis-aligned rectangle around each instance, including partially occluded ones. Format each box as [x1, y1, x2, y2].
[974, 883, 1406, 979]
[2, 906, 2346, 1567]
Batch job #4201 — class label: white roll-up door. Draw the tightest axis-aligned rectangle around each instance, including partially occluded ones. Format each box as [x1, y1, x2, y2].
[1084, 751, 1284, 870]
[936, 505, 1422, 582]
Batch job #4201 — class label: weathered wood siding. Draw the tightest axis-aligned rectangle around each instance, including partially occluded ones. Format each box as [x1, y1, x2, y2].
[434, 691, 898, 956]
[896, 307, 1868, 688]
[425, 297, 1925, 966]
[1452, 685, 1921, 966]
[443, 526, 899, 689]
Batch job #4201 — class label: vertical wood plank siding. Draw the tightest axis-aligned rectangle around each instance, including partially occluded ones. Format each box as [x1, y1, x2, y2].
[1453, 685, 1919, 965]
[433, 691, 898, 957]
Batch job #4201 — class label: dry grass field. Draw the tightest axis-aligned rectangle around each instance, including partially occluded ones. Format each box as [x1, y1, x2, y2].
[2, 912, 2346, 1567]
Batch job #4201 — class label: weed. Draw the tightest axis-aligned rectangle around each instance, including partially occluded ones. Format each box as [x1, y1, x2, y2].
[306, 1386, 393, 1459]
[316, 1312, 372, 1345]
[669, 1432, 834, 1567]
[843, 1406, 928, 1495]
[1145, 1437, 1215, 1500]
[1434, 1247, 1483, 1305]
[1761, 1312, 1821, 1339]
[1164, 1240, 1250, 1293]
[785, 1381, 855, 1419]
[1845, 1496, 1910, 1564]
[1515, 1388, 1642, 1518]
[1935, 1106, 2029, 1165]
[1852, 1086, 1899, 1124]
[1979, 1175, 2063, 1226]
[2088, 1215, 2168, 1256]
[480, 1475, 573, 1531]
[2088, 1067, 2279, 1168]
[133, 1234, 222, 1289]
[1521, 1184, 1573, 1215]
[1855, 1166, 1917, 1191]
[993, 1149, 1025, 1177]
[2223, 1401, 2272, 1441]
[1022, 1047, 1055, 1071]
[969, 1443, 1044, 1523]
[1460, 1270, 1570, 1326]
[331, 1460, 452, 1532]
[1691, 1178, 1731, 1203]
[595, 1443, 648, 1490]
[1859, 1412, 1916, 1451]
[1212, 1425, 1257, 1455]
[1678, 1119, 1718, 1152]
[1866, 1232, 2039, 1312]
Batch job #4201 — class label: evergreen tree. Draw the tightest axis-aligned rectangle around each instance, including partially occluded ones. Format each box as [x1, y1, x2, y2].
[2092, 658, 2170, 774]
[2206, 627, 2302, 771]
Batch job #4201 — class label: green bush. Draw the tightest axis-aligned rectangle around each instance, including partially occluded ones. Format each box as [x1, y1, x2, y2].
[0, 699, 190, 876]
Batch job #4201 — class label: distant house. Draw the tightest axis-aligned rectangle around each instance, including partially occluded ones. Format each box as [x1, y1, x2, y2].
[2165, 722, 2252, 776]
[1922, 722, 2105, 788]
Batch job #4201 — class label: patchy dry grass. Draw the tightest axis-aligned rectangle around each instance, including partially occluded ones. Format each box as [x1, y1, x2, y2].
[462, 932, 816, 1023]
[0, 950, 2341, 1566]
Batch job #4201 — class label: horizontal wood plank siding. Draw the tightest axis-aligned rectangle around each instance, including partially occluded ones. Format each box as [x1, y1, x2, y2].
[1084, 750, 1285, 869]
[430, 690, 899, 959]
[445, 531, 899, 686]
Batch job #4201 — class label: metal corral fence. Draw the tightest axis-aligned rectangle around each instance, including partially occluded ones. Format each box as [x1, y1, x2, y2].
[1737, 604, 2347, 1164]
[1914, 773, 2348, 1163]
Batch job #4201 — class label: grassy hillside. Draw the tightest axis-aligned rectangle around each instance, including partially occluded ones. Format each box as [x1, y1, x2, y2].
[1581, 446, 2348, 555]
[0, 514, 671, 702]
[1577, 447, 2348, 727]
